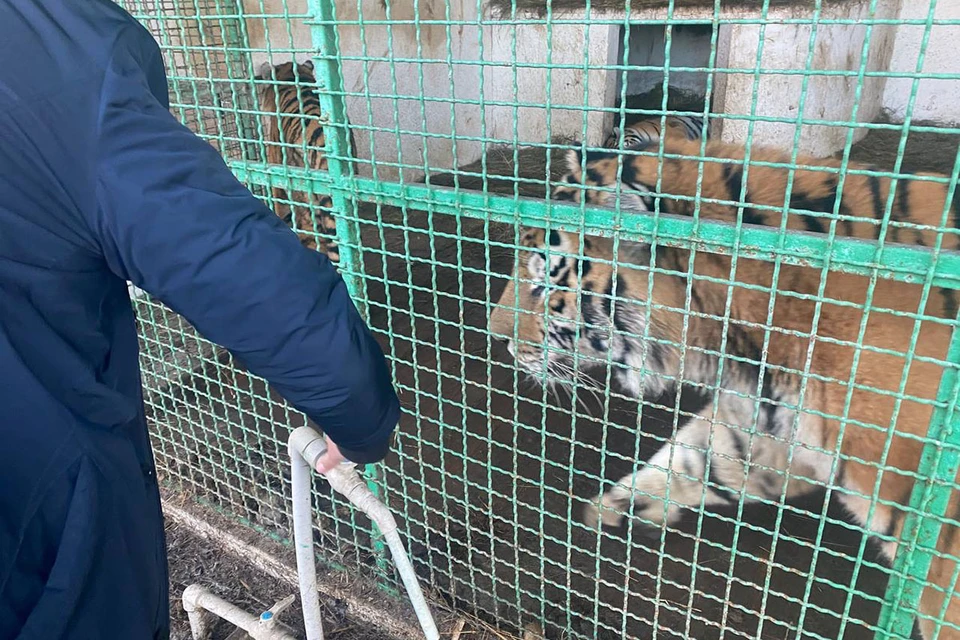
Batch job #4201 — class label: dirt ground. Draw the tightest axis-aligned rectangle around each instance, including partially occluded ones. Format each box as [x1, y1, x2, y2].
[163, 490, 531, 640]
[166, 517, 311, 640]
[150, 122, 959, 640]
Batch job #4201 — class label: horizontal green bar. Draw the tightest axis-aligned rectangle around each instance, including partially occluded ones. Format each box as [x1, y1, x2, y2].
[229, 161, 960, 290]
[162, 50, 960, 83]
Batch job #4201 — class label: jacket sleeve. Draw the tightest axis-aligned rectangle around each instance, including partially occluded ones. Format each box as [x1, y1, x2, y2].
[90, 35, 399, 464]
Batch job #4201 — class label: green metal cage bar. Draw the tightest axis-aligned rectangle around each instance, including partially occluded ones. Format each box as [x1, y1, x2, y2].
[230, 160, 960, 289]
[297, 0, 960, 636]
[119, 0, 960, 637]
[302, 0, 396, 575]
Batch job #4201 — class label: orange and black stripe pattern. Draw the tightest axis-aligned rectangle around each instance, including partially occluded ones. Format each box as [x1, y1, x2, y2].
[255, 59, 341, 266]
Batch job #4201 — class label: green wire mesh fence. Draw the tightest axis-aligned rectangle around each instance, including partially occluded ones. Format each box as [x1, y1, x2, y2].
[120, 0, 960, 638]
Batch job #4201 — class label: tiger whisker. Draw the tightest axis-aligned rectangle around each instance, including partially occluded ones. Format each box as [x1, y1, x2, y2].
[540, 360, 603, 412]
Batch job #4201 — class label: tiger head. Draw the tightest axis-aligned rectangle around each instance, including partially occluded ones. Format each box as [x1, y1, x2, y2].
[603, 115, 706, 150]
[254, 59, 316, 110]
[255, 59, 315, 84]
[490, 150, 685, 397]
[551, 147, 666, 214]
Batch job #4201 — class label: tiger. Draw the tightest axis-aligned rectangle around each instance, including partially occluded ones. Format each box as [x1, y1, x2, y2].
[255, 59, 356, 266]
[603, 114, 707, 151]
[490, 137, 960, 639]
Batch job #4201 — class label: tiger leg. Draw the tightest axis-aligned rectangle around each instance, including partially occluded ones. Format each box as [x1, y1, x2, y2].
[288, 202, 320, 253]
[834, 431, 960, 639]
[271, 186, 320, 252]
[583, 391, 831, 530]
[583, 399, 772, 529]
[317, 194, 340, 267]
[272, 185, 294, 228]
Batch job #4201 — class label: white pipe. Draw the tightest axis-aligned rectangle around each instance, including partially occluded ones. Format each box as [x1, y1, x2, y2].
[181, 584, 298, 640]
[164, 502, 429, 639]
[182, 584, 209, 640]
[288, 426, 440, 640]
[289, 432, 327, 640]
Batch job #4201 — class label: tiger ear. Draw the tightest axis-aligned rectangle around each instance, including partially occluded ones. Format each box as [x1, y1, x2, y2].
[255, 61, 273, 80]
[302, 59, 315, 71]
[605, 127, 621, 145]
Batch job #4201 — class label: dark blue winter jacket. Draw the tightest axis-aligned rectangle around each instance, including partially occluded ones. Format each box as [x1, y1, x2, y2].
[0, 1, 400, 638]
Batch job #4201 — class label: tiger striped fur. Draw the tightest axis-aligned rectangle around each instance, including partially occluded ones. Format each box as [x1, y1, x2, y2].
[603, 114, 707, 151]
[491, 137, 960, 639]
[255, 59, 348, 266]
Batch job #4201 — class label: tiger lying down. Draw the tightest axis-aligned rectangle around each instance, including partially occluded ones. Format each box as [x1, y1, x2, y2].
[490, 137, 960, 638]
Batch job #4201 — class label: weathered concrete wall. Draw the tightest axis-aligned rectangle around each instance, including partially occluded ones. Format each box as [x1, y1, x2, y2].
[239, 0, 960, 180]
[245, 0, 613, 180]
[882, 0, 960, 125]
[712, 0, 901, 156]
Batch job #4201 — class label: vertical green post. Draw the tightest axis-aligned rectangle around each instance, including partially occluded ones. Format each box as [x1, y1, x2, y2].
[304, 0, 363, 310]
[303, 0, 390, 577]
[877, 316, 960, 638]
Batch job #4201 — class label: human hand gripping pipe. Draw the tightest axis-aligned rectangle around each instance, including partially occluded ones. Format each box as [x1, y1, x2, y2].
[288, 426, 440, 640]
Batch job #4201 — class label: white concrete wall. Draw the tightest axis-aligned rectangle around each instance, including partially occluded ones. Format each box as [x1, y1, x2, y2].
[244, 0, 614, 181]
[882, 0, 960, 125]
[712, 0, 901, 157]
[238, 0, 960, 182]
[608, 0, 960, 134]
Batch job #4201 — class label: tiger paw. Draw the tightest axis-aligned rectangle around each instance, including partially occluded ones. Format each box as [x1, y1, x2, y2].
[582, 491, 629, 529]
[583, 475, 683, 532]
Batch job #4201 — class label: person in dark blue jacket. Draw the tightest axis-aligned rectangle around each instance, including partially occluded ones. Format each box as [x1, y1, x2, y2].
[0, 1, 401, 638]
